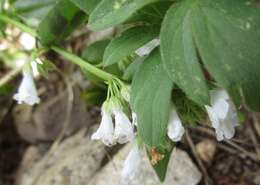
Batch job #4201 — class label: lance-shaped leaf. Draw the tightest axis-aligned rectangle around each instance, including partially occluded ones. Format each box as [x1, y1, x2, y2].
[160, 0, 209, 106]
[131, 48, 173, 147]
[191, 0, 260, 111]
[70, 0, 101, 14]
[161, 0, 260, 111]
[148, 143, 174, 182]
[13, 0, 56, 27]
[89, 0, 161, 31]
[38, 0, 87, 45]
[103, 26, 159, 66]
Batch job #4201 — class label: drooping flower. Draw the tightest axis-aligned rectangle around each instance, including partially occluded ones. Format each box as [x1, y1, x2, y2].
[135, 39, 160, 56]
[167, 107, 185, 142]
[113, 106, 135, 144]
[205, 90, 238, 141]
[19, 32, 35, 50]
[13, 70, 40, 105]
[91, 102, 115, 146]
[121, 144, 141, 184]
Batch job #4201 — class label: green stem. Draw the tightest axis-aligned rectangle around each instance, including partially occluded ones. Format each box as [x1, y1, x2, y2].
[0, 14, 37, 37]
[0, 14, 115, 81]
[51, 46, 115, 81]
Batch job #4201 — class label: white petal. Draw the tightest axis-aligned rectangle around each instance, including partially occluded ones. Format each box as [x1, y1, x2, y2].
[209, 90, 230, 119]
[205, 105, 221, 130]
[121, 144, 141, 184]
[167, 108, 185, 142]
[19, 33, 35, 50]
[135, 39, 160, 56]
[114, 109, 134, 144]
[13, 70, 40, 105]
[206, 89, 238, 141]
[91, 111, 115, 146]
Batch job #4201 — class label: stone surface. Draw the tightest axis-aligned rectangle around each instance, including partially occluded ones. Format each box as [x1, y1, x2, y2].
[88, 145, 202, 185]
[196, 140, 217, 165]
[16, 128, 106, 185]
[13, 88, 88, 143]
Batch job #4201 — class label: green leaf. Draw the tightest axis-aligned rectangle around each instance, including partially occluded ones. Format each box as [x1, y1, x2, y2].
[37, 0, 88, 45]
[89, 0, 161, 31]
[191, 0, 260, 110]
[147, 143, 173, 182]
[13, 0, 56, 27]
[127, 1, 172, 25]
[81, 40, 122, 81]
[103, 26, 159, 66]
[70, 0, 102, 14]
[82, 40, 111, 64]
[131, 48, 173, 147]
[123, 56, 144, 81]
[160, 0, 209, 105]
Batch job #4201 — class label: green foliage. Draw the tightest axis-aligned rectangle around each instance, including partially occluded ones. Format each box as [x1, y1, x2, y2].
[82, 40, 110, 64]
[172, 88, 207, 126]
[103, 26, 159, 66]
[89, 0, 163, 31]
[161, 0, 260, 111]
[70, 0, 101, 14]
[191, 0, 260, 111]
[13, 0, 56, 27]
[131, 48, 173, 147]
[38, 0, 88, 45]
[81, 40, 123, 81]
[37, 60, 56, 77]
[81, 84, 107, 106]
[160, 0, 210, 105]
[148, 142, 174, 182]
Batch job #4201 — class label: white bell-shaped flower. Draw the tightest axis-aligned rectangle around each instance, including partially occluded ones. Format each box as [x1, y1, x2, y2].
[167, 107, 185, 142]
[121, 144, 141, 184]
[19, 33, 35, 50]
[205, 90, 238, 141]
[13, 70, 40, 105]
[113, 107, 134, 144]
[135, 39, 160, 56]
[91, 103, 115, 146]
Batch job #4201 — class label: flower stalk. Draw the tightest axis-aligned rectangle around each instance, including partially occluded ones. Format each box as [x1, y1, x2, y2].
[0, 14, 116, 82]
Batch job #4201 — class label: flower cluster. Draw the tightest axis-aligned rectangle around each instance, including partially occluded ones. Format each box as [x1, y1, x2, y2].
[91, 99, 135, 146]
[91, 78, 239, 183]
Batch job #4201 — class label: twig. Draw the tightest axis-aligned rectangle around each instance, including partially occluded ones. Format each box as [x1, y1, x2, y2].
[225, 140, 259, 162]
[252, 113, 260, 138]
[193, 126, 260, 162]
[185, 130, 213, 185]
[247, 122, 260, 160]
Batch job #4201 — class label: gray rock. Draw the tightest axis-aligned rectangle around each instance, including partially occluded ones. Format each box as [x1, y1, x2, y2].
[16, 129, 106, 185]
[88, 145, 202, 185]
